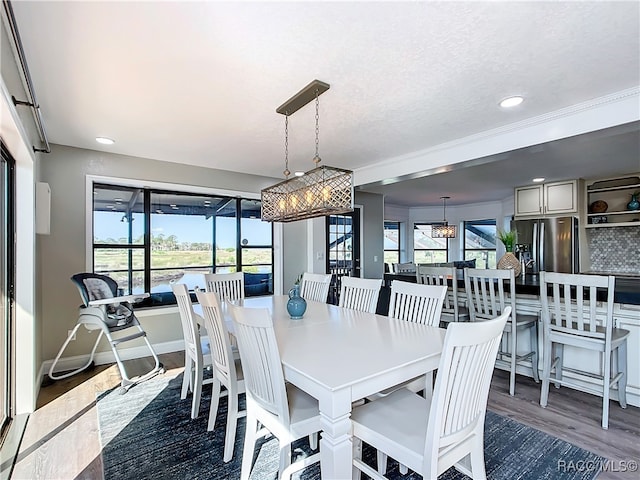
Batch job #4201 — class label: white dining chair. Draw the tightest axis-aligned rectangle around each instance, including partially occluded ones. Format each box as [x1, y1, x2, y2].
[172, 283, 213, 419]
[388, 280, 447, 326]
[374, 279, 448, 473]
[416, 265, 469, 325]
[351, 307, 510, 480]
[204, 271, 245, 302]
[299, 272, 332, 303]
[539, 272, 629, 429]
[338, 276, 383, 314]
[195, 290, 246, 462]
[228, 302, 321, 480]
[464, 267, 539, 396]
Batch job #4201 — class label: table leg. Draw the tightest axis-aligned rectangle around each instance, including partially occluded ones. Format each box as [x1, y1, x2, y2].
[319, 391, 353, 480]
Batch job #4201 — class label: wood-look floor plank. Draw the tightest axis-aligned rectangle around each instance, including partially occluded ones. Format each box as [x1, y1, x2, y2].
[10, 354, 639, 480]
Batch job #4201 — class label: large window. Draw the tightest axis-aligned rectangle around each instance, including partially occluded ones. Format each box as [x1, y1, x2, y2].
[1, 142, 15, 442]
[464, 219, 497, 269]
[93, 183, 273, 306]
[413, 223, 448, 264]
[383, 221, 400, 266]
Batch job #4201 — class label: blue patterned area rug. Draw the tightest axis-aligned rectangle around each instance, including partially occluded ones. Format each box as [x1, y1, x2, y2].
[97, 373, 604, 479]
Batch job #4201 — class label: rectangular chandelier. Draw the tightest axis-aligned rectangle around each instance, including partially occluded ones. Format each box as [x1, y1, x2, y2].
[261, 165, 353, 222]
[261, 79, 354, 223]
[431, 224, 457, 238]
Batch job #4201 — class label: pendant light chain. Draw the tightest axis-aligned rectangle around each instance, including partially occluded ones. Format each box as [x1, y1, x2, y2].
[442, 196, 447, 222]
[283, 112, 290, 178]
[313, 89, 321, 165]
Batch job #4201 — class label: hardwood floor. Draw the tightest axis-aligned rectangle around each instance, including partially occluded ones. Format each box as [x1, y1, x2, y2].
[10, 354, 640, 479]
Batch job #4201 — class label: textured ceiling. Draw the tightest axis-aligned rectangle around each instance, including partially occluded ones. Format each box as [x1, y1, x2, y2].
[9, 1, 640, 205]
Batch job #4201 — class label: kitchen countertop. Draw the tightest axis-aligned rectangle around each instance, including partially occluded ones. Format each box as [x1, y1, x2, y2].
[382, 271, 640, 306]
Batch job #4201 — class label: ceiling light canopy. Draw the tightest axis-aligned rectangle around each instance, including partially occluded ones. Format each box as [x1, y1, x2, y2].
[95, 136, 115, 145]
[261, 80, 353, 223]
[499, 96, 524, 108]
[431, 196, 457, 238]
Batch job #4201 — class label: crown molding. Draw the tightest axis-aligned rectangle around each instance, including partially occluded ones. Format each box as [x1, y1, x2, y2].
[355, 87, 640, 188]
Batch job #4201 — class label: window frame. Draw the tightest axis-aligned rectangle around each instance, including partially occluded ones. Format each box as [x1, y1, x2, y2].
[413, 222, 449, 264]
[1, 142, 16, 442]
[383, 221, 401, 267]
[89, 177, 275, 307]
[463, 219, 497, 269]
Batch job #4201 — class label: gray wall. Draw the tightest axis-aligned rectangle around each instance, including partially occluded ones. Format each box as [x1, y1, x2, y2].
[37, 144, 289, 360]
[355, 191, 385, 279]
[282, 221, 307, 289]
[36, 144, 382, 365]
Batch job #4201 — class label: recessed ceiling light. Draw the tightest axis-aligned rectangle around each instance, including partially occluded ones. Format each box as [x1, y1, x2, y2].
[499, 96, 524, 108]
[532, 177, 545, 183]
[96, 136, 115, 145]
[294, 171, 305, 177]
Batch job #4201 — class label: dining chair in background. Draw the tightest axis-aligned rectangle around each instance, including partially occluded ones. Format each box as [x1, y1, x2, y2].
[338, 276, 383, 314]
[228, 303, 321, 480]
[539, 272, 629, 429]
[464, 267, 539, 396]
[392, 262, 416, 274]
[352, 307, 510, 479]
[204, 271, 245, 302]
[172, 283, 212, 419]
[416, 265, 470, 325]
[299, 272, 332, 303]
[388, 280, 447, 326]
[195, 290, 246, 462]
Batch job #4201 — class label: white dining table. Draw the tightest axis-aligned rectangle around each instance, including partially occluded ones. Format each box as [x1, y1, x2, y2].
[197, 294, 446, 479]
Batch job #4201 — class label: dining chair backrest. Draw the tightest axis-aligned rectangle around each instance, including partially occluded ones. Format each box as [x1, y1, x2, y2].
[464, 267, 516, 321]
[172, 283, 201, 360]
[393, 262, 416, 274]
[338, 277, 383, 314]
[299, 272, 332, 303]
[204, 271, 245, 302]
[195, 290, 237, 384]
[388, 280, 447, 325]
[423, 307, 510, 473]
[416, 265, 461, 318]
[540, 271, 615, 339]
[227, 303, 290, 426]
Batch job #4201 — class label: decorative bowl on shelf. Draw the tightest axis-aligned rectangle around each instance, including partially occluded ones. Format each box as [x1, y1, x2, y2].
[589, 200, 608, 213]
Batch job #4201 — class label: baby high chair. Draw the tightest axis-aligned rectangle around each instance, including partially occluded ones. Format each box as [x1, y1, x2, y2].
[48, 273, 164, 393]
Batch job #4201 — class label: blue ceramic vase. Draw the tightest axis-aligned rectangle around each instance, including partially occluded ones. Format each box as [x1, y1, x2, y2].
[627, 194, 640, 211]
[287, 285, 307, 319]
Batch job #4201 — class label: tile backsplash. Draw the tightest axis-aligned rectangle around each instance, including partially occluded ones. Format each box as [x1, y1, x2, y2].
[587, 226, 640, 274]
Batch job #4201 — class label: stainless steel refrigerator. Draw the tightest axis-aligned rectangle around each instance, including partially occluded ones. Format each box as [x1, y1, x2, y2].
[512, 216, 579, 274]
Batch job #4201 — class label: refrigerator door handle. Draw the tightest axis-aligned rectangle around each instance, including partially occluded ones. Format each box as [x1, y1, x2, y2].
[539, 221, 545, 272]
[533, 222, 539, 272]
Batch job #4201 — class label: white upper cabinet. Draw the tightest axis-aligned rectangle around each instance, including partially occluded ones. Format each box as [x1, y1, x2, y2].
[515, 180, 578, 217]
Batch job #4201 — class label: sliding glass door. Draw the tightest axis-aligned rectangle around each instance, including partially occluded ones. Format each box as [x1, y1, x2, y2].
[0, 142, 16, 444]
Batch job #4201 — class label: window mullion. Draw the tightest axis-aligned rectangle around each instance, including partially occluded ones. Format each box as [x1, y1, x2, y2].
[144, 190, 151, 294]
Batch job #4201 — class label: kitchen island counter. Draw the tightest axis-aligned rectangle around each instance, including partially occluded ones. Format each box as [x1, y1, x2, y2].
[382, 271, 640, 305]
